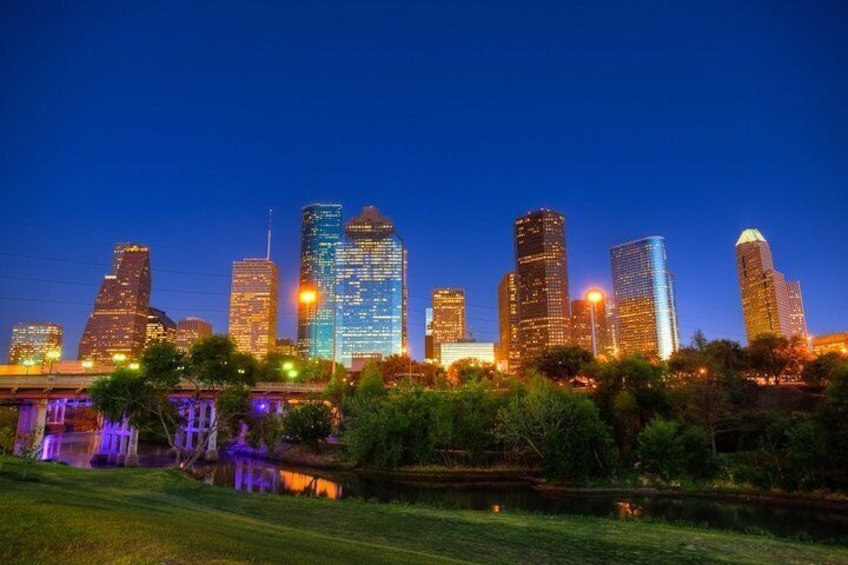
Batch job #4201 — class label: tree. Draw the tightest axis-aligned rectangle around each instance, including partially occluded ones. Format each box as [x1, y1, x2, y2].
[531, 346, 593, 383]
[496, 378, 614, 482]
[746, 334, 810, 384]
[0, 427, 14, 472]
[356, 361, 386, 399]
[448, 358, 497, 385]
[637, 418, 683, 481]
[282, 403, 333, 451]
[801, 353, 847, 387]
[90, 338, 256, 471]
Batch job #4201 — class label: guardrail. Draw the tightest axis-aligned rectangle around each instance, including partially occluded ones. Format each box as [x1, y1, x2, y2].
[0, 375, 327, 394]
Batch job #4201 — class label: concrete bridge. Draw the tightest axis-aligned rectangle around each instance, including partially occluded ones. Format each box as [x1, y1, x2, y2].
[0, 374, 327, 466]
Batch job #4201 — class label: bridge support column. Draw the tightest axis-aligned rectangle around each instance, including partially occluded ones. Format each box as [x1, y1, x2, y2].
[204, 400, 218, 462]
[47, 399, 67, 426]
[15, 400, 47, 455]
[90, 417, 136, 466]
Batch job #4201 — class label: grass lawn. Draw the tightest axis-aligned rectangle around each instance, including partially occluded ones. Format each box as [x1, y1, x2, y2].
[1, 457, 847, 564]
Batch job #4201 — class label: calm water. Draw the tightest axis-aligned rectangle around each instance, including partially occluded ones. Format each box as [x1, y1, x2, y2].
[42, 432, 848, 543]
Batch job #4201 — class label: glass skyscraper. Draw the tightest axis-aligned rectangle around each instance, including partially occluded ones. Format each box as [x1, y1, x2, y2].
[610, 236, 680, 360]
[334, 206, 407, 367]
[297, 204, 343, 359]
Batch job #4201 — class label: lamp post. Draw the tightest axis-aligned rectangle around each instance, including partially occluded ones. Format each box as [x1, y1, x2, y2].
[46, 349, 61, 374]
[585, 289, 605, 359]
[112, 353, 127, 367]
[81, 360, 94, 373]
[23, 358, 35, 376]
[299, 288, 318, 358]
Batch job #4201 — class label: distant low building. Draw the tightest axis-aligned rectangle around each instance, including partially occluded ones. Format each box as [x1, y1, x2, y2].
[8, 322, 63, 365]
[146, 307, 177, 348]
[812, 332, 848, 357]
[439, 341, 496, 369]
[176, 317, 213, 352]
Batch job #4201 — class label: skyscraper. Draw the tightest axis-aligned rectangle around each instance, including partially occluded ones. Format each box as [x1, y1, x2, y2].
[497, 272, 520, 372]
[175, 317, 213, 352]
[228, 258, 279, 359]
[297, 204, 343, 359]
[786, 280, 808, 343]
[735, 228, 793, 343]
[610, 236, 680, 360]
[424, 307, 435, 361]
[79, 243, 151, 362]
[334, 206, 407, 368]
[431, 288, 466, 364]
[514, 209, 570, 362]
[8, 322, 63, 364]
[145, 307, 177, 348]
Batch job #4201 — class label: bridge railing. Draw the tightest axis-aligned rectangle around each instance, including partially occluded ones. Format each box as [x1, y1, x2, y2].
[0, 375, 327, 394]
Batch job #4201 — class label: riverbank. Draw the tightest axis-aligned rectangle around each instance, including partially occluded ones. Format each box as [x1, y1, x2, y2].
[2, 457, 848, 564]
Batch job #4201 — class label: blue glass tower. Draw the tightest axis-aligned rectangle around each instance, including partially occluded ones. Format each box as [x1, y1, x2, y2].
[610, 236, 680, 360]
[334, 206, 407, 367]
[297, 204, 342, 359]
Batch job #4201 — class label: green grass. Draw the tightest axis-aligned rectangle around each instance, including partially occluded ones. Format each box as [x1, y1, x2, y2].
[1, 458, 847, 564]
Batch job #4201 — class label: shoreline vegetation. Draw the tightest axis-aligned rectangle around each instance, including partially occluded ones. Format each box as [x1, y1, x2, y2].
[223, 442, 848, 514]
[3, 457, 848, 565]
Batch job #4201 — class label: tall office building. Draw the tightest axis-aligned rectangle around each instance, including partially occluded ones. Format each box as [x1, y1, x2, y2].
[175, 317, 213, 352]
[79, 243, 151, 362]
[514, 209, 570, 362]
[228, 258, 279, 359]
[610, 236, 680, 360]
[8, 322, 63, 364]
[571, 297, 614, 359]
[735, 228, 793, 343]
[497, 272, 521, 372]
[297, 204, 343, 359]
[334, 206, 407, 368]
[431, 288, 466, 363]
[424, 307, 435, 361]
[145, 307, 177, 348]
[786, 280, 808, 343]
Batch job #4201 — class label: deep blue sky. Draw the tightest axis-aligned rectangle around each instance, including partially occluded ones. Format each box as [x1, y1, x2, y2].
[1, 1, 846, 360]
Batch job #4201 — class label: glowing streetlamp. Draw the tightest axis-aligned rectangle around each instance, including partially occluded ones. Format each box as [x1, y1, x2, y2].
[299, 288, 318, 358]
[46, 349, 62, 374]
[585, 289, 605, 359]
[112, 353, 127, 366]
[81, 360, 94, 373]
[128, 362, 140, 371]
[23, 358, 35, 376]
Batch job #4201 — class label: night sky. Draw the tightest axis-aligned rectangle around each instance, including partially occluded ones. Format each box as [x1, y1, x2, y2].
[1, 1, 846, 360]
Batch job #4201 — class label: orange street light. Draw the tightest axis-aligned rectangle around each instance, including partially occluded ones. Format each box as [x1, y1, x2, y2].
[299, 289, 317, 305]
[585, 289, 605, 358]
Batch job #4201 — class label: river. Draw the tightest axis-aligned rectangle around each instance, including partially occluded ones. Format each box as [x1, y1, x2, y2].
[39, 431, 848, 543]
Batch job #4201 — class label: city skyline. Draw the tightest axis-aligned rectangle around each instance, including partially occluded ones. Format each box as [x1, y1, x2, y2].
[2, 2, 846, 360]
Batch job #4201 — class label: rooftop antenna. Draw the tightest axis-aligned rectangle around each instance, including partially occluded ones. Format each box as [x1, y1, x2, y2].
[266, 208, 273, 260]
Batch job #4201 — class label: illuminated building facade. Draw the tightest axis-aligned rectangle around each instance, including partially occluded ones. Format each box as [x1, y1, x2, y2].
[571, 297, 614, 359]
[497, 272, 521, 372]
[175, 317, 212, 352]
[786, 281, 809, 343]
[431, 288, 466, 363]
[735, 228, 793, 343]
[145, 307, 177, 348]
[812, 332, 848, 356]
[334, 206, 407, 368]
[79, 243, 151, 362]
[275, 338, 297, 357]
[610, 236, 680, 360]
[514, 209, 570, 362]
[439, 341, 496, 369]
[228, 258, 279, 359]
[8, 322, 63, 364]
[297, 204, 343, 359]
[424, 307, 434, 361]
